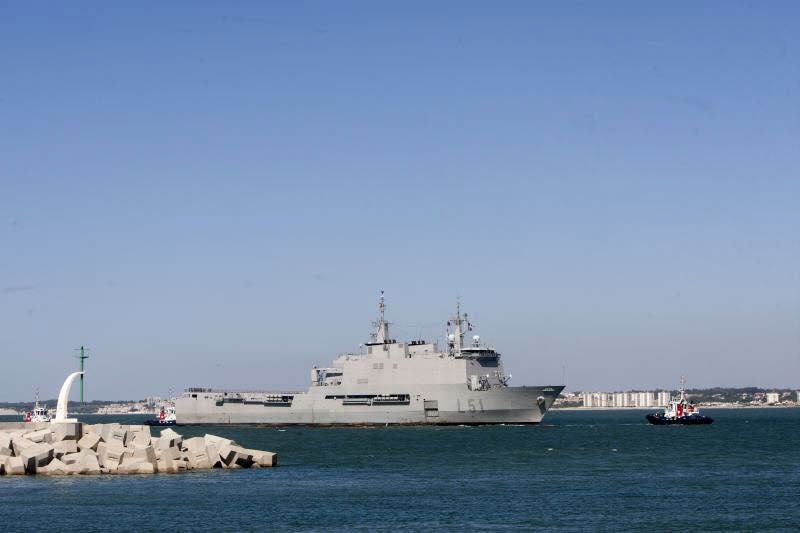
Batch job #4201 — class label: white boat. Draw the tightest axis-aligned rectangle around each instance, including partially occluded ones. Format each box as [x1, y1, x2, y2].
[23, 391, 51, 423]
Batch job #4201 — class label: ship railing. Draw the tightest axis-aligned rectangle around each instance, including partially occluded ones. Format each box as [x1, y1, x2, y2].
[183, 387, 303, 395]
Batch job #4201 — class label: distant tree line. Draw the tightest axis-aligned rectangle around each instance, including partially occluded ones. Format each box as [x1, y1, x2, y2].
[0, 399, 139, 414]
[684, 388, 796, 404]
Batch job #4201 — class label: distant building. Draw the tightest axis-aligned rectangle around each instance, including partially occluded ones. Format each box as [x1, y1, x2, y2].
[613, 392, 625, 407]
[657, 391, 671, 406]
[765, 392, 780, 404]
[638, 391, 655, 407]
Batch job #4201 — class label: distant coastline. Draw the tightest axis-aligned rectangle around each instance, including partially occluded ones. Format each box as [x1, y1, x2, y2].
[554, 404, 799, 411]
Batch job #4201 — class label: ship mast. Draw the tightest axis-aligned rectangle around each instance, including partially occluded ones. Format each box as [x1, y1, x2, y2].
[448, 298, 469, 354]
[372, 290, 390, 344]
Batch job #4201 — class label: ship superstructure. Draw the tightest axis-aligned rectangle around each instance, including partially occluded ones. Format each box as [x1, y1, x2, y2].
[176, 294, 564, 425]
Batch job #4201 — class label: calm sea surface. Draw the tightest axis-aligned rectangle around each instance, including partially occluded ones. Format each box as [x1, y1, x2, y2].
[1, 408, 798, 531]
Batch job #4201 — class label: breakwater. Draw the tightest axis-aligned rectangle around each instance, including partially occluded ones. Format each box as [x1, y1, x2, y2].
[0, 421, 276, 475]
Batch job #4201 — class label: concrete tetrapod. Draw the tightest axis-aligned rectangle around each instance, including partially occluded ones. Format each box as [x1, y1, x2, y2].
[0, 422, 277, 476]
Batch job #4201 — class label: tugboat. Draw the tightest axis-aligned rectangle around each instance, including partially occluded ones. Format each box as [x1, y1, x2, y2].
[646, 379, 713, 425]
[23, 390, 52, 423]
[144, 404, 178, 426]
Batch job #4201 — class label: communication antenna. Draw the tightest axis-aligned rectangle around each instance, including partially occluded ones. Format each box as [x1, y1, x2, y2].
[74, 346, 90, 403]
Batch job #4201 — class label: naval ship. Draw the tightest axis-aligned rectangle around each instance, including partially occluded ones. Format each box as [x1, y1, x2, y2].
[176, 294, 564, 425]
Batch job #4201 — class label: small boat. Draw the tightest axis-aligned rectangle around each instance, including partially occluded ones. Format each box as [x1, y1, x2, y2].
[23, 390, 51, 423]
[144, 404, 178, 426]
[646, 379, 713, 425]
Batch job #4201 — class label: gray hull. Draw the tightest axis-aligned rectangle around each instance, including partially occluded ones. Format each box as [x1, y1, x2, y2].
[176, 385, 564, 425]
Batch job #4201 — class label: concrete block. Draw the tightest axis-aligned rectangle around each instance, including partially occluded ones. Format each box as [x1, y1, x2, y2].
[183, 438, 213, 468]
[132, 432, 151, 448]
[182, 437, 206, 452]
[160, 428, 182, 448]
[100, 441, 124, 468]
[73, 453, 101, 475]
[132, 445, 157, 465]
[204, 434, 233, 449]
[53, 440, 78, 458]
[0, 432, 12, 456]
[23, 428, 51, 443]
[154, 436, 172, 451]
[156, 455, 176, 474]
[18, 442, 54, 473]
[11, 437, 36, 455]
[119, 460, 155, 474]
[96, 441, 106, 461]
[214, 443, 252, 468]
[163, 446, 181, 461]
[218, 443, 238, 466]
[122, 426, 148, 446]
[187, 450, 212, 470]
[101, 423, 125, 445]
[205, 443, 222, 468]
[250, 450, 277, 467]
[3, 456, 26, 475]
[110, 427, 127, 445]
[231, 446, 254, 467]
[117, 459, 140, 474]
[61, 451, 89, 465]
[78, 432, 101, 452]
[39, 458, 72, 476]
[52, 422, 82, 442]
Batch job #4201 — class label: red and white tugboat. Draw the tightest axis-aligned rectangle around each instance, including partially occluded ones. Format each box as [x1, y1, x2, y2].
[646, 379, 713, 425]
[144, 404, 178, 426]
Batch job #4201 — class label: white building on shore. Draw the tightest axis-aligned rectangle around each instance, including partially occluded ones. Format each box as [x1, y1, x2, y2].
[765, 392, 780, 404]
[581, 390, 669, 408]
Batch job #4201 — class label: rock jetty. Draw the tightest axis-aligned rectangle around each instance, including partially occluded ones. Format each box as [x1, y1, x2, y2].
[0, 422, 276, 476]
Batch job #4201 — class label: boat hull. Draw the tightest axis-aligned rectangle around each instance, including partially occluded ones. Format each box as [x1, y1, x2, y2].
[176, 384, 564, 425]
[143, 419, 178, 427]
[646, 413, 714, 425]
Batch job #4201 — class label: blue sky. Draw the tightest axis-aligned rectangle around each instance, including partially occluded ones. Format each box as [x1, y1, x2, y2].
[1, 2, 798, 401]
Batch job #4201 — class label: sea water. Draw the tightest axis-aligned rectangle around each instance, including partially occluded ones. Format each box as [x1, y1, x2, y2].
[1, 408, 798, 531]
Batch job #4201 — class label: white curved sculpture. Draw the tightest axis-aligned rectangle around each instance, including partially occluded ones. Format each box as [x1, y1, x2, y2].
[54, 371, 84, 422]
